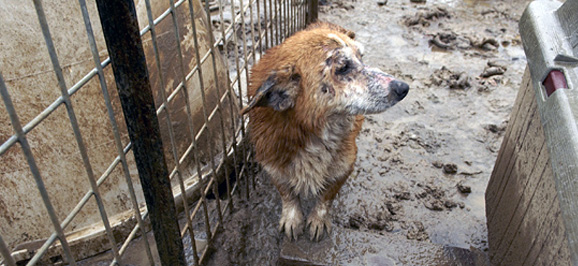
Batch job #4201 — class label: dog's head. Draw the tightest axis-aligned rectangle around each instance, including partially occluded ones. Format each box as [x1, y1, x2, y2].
[242, 22, 409, 117]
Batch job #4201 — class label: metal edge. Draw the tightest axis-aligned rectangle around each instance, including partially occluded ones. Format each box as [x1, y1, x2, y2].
[520, 1, 578, 264]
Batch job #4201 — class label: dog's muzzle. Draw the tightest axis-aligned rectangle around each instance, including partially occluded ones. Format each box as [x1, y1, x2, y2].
[343, 67, 410, 115]
[366, 68, 410, 102]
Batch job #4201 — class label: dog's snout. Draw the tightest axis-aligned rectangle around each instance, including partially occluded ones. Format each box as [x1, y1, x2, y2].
[391, 80, 409, 100]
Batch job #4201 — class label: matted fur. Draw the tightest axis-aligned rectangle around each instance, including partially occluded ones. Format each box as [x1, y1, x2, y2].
[244, 22, 409, 241]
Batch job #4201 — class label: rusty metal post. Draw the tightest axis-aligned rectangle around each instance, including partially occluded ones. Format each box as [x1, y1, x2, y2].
[94, 1, 186, 265]
[307, 0, 319, 24]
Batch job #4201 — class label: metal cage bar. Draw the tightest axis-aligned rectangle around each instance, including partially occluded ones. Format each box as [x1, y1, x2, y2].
[78, 0, 156, 264]
[216, 0, 243, 218]
[0, 69, 76, 266]
[182, 0, 224, 229]
[0, 234, 16, 266]
[35, 0, 122, 264]
[228, 0, 250, 202]
[140, 0, 194, 265]
[94, 1, 186, 265]
[199, 0, 233, 225]
[212, 0, 237, 216]
[166, 0, 212, 264]
[0, 0, 318, 265]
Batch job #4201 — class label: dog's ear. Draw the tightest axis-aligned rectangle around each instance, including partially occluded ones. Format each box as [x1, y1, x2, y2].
[241, 67, 300, 115]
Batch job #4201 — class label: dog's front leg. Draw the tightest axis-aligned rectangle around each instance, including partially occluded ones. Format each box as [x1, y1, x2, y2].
[307, 174, 349, 241]
[274, 182, 304, 240]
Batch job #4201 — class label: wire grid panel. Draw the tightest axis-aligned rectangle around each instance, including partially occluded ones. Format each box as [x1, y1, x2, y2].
[0, 0, 313, 265]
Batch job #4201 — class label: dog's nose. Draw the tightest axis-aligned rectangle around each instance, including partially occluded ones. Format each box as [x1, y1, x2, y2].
[391, 80, 409, 100]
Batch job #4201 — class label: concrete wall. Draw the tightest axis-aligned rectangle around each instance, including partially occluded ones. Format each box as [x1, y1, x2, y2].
[0, 0, 235, 255]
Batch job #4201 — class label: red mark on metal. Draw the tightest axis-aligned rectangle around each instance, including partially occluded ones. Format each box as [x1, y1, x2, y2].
[542, 70, 567, 97]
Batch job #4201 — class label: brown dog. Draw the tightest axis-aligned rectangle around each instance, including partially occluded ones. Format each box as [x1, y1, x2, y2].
[241, 22, 409, 241]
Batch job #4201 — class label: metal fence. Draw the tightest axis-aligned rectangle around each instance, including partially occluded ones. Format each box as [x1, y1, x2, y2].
[0, 0, 317, 265]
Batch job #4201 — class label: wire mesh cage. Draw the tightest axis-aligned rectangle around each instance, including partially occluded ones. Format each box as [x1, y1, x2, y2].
[0, 0, 317, 265]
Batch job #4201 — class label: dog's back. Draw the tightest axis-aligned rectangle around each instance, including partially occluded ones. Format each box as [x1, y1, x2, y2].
[243, 22, 409, 241]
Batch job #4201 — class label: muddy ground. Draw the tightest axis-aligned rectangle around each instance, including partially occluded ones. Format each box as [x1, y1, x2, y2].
[206, 0, 531, 264]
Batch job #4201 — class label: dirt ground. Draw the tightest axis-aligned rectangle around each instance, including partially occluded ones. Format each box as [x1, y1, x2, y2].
[206, 0, 531, 264]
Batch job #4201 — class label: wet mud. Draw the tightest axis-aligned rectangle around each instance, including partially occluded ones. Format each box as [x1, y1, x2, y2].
[206, 0, 530, 264]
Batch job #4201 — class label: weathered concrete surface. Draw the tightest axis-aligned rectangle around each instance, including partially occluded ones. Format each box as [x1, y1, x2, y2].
[279, 226, 489, 266]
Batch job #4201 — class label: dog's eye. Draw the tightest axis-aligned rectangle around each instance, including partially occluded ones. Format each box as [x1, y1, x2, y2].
[335, 60, 352, 76]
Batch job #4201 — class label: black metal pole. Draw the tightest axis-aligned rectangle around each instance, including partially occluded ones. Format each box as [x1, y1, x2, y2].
[94, 1, 186, 265]
[308, 0, 319, 24]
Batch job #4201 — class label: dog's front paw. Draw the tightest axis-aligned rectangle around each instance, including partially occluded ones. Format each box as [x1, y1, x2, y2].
[279, 205, 304, 240]
[306, 206, 332, 241]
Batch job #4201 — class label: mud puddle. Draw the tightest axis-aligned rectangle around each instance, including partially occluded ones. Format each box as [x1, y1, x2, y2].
[206, 0, 530, 264]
